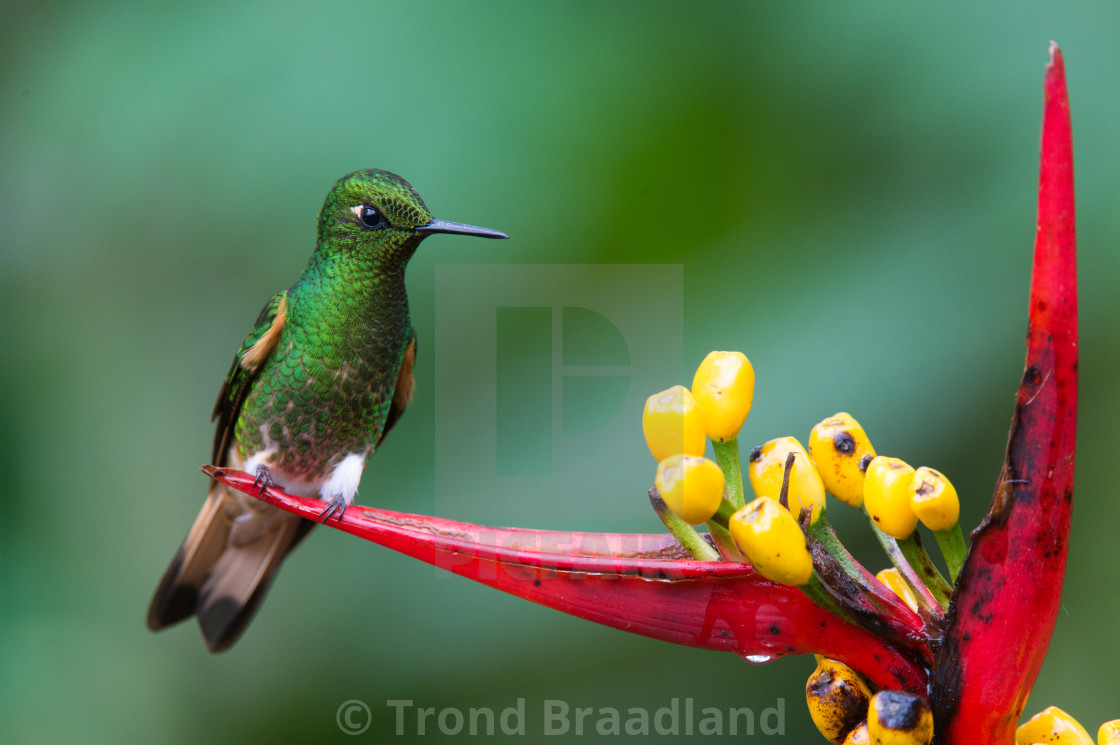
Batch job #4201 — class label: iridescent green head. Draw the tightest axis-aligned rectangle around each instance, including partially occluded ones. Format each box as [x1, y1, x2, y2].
[316, 169, 507, 258]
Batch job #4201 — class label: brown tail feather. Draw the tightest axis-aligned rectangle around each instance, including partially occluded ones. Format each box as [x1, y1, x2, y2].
[146, 480, 312, 651]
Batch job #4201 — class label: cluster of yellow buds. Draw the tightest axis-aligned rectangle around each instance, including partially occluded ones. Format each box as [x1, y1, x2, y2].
[807, 409, 966, 583]
[808, 687, 1120, 745]
[806, 658, 933, 744]
[639, 350, 1117, 744]
[642, 352, 758, 559]
[1016, 706, 1120, 745]
[643, 351, 855, 583]
[863, 458, 962, 541]
[640, 354, 990, 743]
[640, 350, 971, 591]
[638, 350, 1014, 744]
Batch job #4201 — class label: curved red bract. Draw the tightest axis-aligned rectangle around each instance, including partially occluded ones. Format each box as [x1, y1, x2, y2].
[930, 43, 1077, 744]
[204, 465, 929, 693]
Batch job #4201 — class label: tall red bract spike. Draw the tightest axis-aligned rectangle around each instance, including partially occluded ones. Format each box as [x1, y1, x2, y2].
[204, 465, 930, 693]
[930, 43, 1077, 744]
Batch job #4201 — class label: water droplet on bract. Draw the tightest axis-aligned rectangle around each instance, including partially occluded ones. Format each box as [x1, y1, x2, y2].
[739, 653, 775, 665]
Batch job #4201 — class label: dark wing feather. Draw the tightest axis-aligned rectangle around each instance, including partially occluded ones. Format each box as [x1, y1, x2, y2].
[146, 289, 298, 646]
[211, 290, 287, 464]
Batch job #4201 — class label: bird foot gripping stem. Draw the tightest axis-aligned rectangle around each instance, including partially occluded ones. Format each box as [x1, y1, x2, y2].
[202, 464, 347, 524]
[318, 495, 348, 525]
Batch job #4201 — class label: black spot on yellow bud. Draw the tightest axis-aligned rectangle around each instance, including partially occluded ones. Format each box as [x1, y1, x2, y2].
[859, 454, 873, 472]
[875, 691, 923, 730]
[749, 445, 763, 462]
[807, 667, 871, 743]
[833, 432, 856, 455]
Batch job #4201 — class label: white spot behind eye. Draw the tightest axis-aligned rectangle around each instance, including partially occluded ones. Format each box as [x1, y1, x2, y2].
[349, 205, 364, 219]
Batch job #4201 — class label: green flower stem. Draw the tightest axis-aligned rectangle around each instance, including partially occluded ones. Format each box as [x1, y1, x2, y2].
[703, 492, 747, 561]
[800, 570, 859, 625]
[896, 532, 953, 600]
[806, 507, 863, 581]
[865, 511, 951, 609]
[708, 495, 738, 530]
[706, 520, 746, 562]
[648, 488, 720, 561]
[809, 505, 941, 617]
[712, 438, 746, 509]
[934, 522, 967, 583]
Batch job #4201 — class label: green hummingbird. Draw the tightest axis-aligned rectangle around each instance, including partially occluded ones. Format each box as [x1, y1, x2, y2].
[147, 169, 507, 652]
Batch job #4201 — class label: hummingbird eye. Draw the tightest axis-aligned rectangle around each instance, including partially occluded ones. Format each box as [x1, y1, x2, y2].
[357, 205, 384, 229]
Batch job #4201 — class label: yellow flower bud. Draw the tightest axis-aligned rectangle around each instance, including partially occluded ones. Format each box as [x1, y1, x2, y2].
[654, 455, 726, 526]
[1098, 720, 1120, 745]
[844, 721, 871, 745]
[864, 457, 918, 540]
[1015, 706, 1093, 745]
[808, 412, 877, 507]
[691, 351, 755, 442]
[806, 658, 873, 744]
[748, 436, 826, 524]
[875, 568, 919, 613]
[642, 385, 707, 462]
[728, 497, 813, 586]
[909, 467, 960, 532]
[867, 690, 933, 745]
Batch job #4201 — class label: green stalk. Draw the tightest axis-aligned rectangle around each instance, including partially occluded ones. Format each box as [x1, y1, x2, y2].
[712, 438, 746, 509]
[934, 522, 968, 583]
[809, 504, 942, 617]
[707, 495, 738, 530]
[806, 507, 862, 581]
[706, 520, 746, 561]
[648, 489, 720, 561]
[705, 492, 746, 561]
[864, 511, 952, 609]
[896, 532, 954, 600]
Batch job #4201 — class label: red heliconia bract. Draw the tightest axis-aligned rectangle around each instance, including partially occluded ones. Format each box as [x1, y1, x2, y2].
[204, 464, 930, 693]
[929, 43, 1076, 744]
[209, 43, 1076, 745]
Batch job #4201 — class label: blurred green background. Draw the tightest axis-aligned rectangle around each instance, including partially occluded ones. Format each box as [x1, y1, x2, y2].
[3, 2, 1118, 742]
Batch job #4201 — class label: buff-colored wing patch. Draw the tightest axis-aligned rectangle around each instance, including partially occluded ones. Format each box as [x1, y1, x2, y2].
[239, 295, 286, 372]
[393, 339, 416, 410]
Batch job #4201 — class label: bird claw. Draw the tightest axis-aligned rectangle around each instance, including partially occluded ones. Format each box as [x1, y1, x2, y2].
[318, 495, 347, 524]
[251, 466, 274, 495]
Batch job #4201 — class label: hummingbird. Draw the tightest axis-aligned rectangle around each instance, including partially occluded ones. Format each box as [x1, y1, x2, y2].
[147, 169, 507, 652]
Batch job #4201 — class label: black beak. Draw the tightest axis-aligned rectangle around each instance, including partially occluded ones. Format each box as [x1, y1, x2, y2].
[415, 218, 508, 239]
